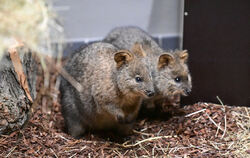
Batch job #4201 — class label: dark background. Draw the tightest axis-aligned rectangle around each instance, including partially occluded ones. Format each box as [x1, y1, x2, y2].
[182, 0, 250, 106]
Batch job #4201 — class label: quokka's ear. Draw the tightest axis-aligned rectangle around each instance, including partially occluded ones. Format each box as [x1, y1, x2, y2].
[131, 43, 146, 57]
[158, 53, 174, 69]
[179, 50, 189, 63]
[114, 50, 134, 68]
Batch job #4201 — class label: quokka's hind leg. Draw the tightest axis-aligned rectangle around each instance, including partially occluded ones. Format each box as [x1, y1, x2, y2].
[65, 116, 86, 139]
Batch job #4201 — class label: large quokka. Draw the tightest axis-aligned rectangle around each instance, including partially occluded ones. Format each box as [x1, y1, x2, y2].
[104, 26, 192, 111]
[60, 42, 155, 138]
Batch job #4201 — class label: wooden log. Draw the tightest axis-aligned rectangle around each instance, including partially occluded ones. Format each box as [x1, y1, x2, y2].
[0, 47, 38, 135]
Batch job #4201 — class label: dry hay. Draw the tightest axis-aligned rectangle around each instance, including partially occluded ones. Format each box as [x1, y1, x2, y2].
[228, 106, 250, 157]
[0, 0, 64, 59]
[0, 65, 249, 157]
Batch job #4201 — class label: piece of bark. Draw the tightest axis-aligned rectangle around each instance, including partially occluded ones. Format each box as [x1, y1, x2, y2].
[0, 47, 38, 135]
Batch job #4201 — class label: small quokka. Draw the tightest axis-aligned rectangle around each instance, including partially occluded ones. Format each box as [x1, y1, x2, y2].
[60, 42, 155, 138]
[104, 26, 192, 111]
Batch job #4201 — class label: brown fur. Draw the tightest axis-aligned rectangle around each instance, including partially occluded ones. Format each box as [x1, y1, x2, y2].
[132, 43, 147, 57]
[104, 26, 192, 112]
[158, 53, 174, 69]
[60, 42, 155, 138]
[147, 49, 192, 111]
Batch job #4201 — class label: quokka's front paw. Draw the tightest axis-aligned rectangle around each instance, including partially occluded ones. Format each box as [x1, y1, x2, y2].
[116, 114, 134, 124]
[115, 112, 125, 123]
[118, 117, 135, 124]
[116, 115, 128, 124]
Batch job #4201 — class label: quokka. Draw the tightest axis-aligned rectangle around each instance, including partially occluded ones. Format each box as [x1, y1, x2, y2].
[104, 26, 192, 112]
[60, 42, 155, 138]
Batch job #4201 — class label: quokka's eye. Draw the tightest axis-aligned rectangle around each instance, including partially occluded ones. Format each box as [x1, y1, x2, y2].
[135, 77, 143, 82]
[174, 77, 181, 83]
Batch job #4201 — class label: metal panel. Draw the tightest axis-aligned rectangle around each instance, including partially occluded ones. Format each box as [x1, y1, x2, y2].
[182, 0, 250, 106]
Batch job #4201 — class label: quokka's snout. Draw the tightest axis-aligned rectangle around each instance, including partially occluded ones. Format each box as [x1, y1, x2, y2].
[179, 84, 192, 96]
[184, 87, 192, 96]
[144, 90, 155, 97]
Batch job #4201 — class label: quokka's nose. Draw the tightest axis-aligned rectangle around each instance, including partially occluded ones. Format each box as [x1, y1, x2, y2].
[145, 90, 155, 97]
[185, 88, 192, 95]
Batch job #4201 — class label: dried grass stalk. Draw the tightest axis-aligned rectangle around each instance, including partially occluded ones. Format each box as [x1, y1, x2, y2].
[0, 0, 64, 59]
